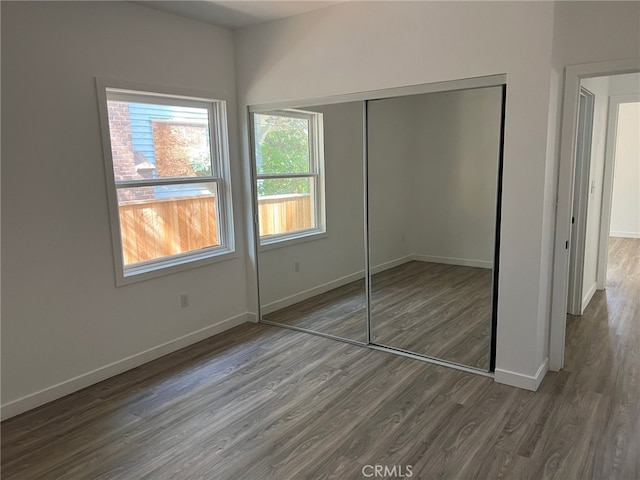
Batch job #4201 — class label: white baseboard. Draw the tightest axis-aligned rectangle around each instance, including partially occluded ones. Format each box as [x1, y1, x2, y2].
[582, 282, 597, 312]
[0, 312, 251, 421]
[610, 231, 640, 239]
[495, 358, 549, 391]
[411, 254, 492, 269]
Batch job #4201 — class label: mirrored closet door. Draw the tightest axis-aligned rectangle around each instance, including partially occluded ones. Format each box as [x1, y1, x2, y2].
[367, 86, 503, 371]
[250, 76, 505, 373]
[251, 101, 368, 343]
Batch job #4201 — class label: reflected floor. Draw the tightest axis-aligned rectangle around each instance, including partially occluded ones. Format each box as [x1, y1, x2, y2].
[263, 261, 492, 370]
[263, 277, 368, 343]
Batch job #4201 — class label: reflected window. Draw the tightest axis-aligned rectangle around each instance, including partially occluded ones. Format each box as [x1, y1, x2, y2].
[253, 110, 325, 244]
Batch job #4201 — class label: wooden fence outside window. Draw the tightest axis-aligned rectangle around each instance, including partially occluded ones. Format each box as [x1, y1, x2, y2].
[119, 194, 311, 265]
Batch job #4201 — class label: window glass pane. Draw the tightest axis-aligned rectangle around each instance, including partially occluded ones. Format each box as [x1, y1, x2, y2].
[257, 177, 315, 237]
[254, 113, 310, 174]
[106, 99, 212, 182]
[117, 182, 220, 266]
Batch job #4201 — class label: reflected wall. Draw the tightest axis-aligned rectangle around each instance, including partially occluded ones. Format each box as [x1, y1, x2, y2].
[368, 86, 503, 370]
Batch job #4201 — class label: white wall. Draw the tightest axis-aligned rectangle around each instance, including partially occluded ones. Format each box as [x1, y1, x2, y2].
[580, 76, 610, 309]
[235, 1, 556, 387]
[610, 102, 640, 237]
[258, 102, 366, 309]
[1, 2, 249, 418]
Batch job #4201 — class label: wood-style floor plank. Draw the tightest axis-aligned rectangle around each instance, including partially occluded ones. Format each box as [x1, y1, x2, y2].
[2, 238, 638, 479]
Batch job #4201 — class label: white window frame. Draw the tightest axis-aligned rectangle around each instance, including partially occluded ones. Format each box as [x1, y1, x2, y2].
[252, 109, 326, 246]
[96, 78, 235, 286]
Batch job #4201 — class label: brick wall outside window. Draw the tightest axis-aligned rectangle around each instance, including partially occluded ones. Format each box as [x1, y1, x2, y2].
[107, 100, 154, 202]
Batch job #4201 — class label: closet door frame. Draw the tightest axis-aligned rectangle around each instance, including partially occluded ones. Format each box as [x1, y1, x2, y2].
[248, 73, 506, 377]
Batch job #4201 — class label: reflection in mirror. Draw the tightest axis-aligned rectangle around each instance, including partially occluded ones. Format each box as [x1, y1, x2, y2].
[254, 101, 367, 343]
[368, 86, 503, 370]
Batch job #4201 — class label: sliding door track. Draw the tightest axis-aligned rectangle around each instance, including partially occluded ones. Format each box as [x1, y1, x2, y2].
[259, 319, 494, 379]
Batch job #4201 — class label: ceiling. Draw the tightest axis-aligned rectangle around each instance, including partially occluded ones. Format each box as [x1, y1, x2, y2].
[137, 1, 342, 29]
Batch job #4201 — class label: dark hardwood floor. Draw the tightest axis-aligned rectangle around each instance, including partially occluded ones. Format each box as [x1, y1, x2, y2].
[264, 261, 492, 370]
[2, 238, 638, 479]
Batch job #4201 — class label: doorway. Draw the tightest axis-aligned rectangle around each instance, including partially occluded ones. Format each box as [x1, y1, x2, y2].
[550, 60, 640, 371]
[597, 96, 640, 289]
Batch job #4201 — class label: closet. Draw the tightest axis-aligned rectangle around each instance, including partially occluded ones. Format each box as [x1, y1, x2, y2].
[249, 75, 505, 373]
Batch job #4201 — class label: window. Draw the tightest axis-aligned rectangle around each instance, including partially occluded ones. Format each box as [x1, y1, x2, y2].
[97, 81, 234, 284]
[253, 110, 325, 245]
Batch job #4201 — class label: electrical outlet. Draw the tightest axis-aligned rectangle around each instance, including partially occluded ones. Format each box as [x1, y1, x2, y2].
[294, 261, 300, 272]
[180, 293, 189, 308]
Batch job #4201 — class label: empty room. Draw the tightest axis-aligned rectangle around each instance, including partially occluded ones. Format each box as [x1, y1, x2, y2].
[2, 1, 639, 479]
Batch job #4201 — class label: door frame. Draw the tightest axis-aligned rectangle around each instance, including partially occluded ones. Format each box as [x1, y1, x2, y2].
[567, 87, 595, 315]
[549, 58, 640, 372]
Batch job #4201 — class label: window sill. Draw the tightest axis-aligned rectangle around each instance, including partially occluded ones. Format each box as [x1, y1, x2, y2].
[117, 249, 238, 286]
[259, 231, 328, 252]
